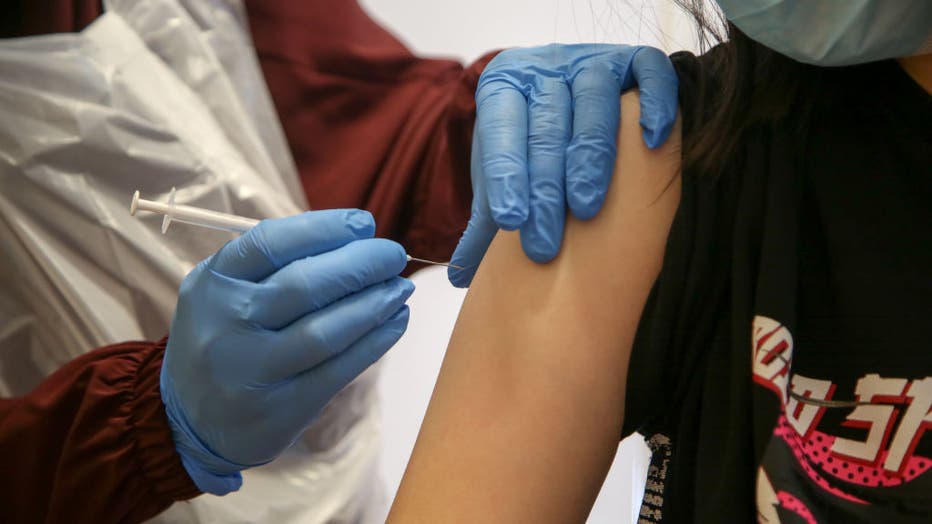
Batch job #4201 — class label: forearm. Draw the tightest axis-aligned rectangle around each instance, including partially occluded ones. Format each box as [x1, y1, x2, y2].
[0, 340, 199, 524]
[389, 93, 682, 522]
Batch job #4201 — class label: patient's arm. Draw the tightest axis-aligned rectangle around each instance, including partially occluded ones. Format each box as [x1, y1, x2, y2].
[388, 91, 682, 523]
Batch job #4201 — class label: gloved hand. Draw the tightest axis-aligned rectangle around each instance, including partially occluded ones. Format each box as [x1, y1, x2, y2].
[449, 44, 679, 287]
[161, 209, 413, 495]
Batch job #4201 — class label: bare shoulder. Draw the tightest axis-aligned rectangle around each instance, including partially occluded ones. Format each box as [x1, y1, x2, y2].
[526, 88, 681, 304]
[606, 89, 682, 229]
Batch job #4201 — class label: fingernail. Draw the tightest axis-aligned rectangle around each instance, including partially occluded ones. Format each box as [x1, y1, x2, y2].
[492, 205, 528, 230]
[446, 257, 469, 288]
[642, 115, 674, 149]
[641, 125, 657, 149]
[526, 240, 558, 264]
[448, 267, 473, 288]
[644, 120, 670, 149]
[568, 181, 601, 219]
[347, 209, 375, 237]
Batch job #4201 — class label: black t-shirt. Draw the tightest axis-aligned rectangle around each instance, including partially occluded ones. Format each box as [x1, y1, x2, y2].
[624, 50, 932, 523]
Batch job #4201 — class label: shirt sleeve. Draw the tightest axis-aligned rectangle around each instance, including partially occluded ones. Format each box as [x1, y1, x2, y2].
[244, 0, 496, 269]
[0, 340, 201, 524]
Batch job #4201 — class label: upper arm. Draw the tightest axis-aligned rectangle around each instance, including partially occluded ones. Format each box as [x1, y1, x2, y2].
[388, 91, 682, 523]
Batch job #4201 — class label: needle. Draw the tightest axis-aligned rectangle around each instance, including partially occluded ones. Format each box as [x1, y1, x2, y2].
[406, 256, 464, 270]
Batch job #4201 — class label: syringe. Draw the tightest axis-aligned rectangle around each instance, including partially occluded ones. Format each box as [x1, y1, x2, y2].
[130, 188, 463, 270]
[131, 187, 258, 234]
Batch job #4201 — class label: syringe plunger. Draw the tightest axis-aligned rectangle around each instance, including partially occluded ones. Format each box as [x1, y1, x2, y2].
[130, 188, 259, 234]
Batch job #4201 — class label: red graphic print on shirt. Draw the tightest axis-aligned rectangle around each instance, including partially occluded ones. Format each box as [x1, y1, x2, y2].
[751, 316, 932, 523]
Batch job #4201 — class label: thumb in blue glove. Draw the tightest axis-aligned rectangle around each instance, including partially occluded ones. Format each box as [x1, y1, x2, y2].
[450, 44, 679, 287]
[161, 209, 413, 494]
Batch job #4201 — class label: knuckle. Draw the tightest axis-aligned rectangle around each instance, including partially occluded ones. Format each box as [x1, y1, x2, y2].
[527, 156, 562, 181]
[208, 278, 261, 325]
[178, 264, 204, 297]
[304, 320, 331, 352]
[244, 281, 278, 324]
[633, 45, 666, 64]
[569, 129, 617, 149]
[529, 89, 571, 112]
[481, 155, 523, 178]
[246, 222, 278, 266]
[230, 296, 254, 324]
[528, 127, 569, 150]
[530, 176, 563, 198]
[489, 47, 524, 66]
[187, 326, 233, 368]
[571, 63, 619, 91]
[476, 83, 524, 111]
[343, 209, 375, 238]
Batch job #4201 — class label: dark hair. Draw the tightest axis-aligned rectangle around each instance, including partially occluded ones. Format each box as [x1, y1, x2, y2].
[672, 1, 825, 174]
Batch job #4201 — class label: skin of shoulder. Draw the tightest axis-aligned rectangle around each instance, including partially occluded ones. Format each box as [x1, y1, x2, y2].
[388, 91, 682, 523]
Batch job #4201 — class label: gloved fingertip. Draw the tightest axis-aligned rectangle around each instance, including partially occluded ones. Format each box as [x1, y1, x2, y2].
[363, 238, 409, 276]
[566, 180, 604, 220]
[519, 226, 561, 264]
[568, 195, 604, 221]
[641, 118, 674, 150]
[386, 304, 410, 326]
[398, 278, 416, 300]
[526, 245, 558, 264]
[346, 209, 376, 238]
[387, 241, 409, 268]
[448, 265, 475, 288]
[642, 125, 662, 150]
[180, 456, 244, 496]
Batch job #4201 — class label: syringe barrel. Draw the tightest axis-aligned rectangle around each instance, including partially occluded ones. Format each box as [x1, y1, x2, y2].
[166, 205, 260, 233]
[133, 191, 260, 234]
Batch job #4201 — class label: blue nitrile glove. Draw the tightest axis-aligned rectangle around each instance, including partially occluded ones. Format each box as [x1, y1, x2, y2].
[449, 44, 679, 287]
[160, 209, 413, 495]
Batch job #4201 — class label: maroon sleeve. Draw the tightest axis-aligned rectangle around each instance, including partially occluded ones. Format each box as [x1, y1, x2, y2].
[0, 3, 491, 520]
[0, 340, 200, 524]
[0, 1, 101, 38]
[245, 0, 496, 270]
[2, 0, 494, 269]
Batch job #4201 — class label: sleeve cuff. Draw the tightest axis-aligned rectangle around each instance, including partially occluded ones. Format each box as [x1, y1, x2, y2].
[127, 338, 203, 501]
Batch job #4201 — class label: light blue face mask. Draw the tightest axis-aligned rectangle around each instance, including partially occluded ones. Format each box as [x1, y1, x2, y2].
[715, 0, 932, 66]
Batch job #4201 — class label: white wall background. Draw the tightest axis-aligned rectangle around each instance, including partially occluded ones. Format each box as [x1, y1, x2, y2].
[360, 2, 704, 522]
